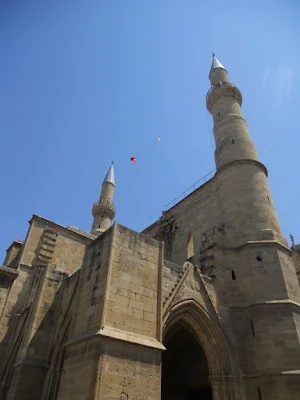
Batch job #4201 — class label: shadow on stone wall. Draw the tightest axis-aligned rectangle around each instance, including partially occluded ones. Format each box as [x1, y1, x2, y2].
[0, 265, 79, 400]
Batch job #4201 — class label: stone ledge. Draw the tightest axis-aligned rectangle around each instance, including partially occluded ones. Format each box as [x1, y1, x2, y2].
[215, 158, 268, 178]
[231, 299, 300, 311]
[5, 239, 23, 252]
[13, 357, 49, 369]
[0, 265, 19, 281]
[30, 214, 95, 241]
[243, 370, 300, 378]
[66, 327, 166, 351]
[99, 327, 166, 350]
[211, 238, 291, 255]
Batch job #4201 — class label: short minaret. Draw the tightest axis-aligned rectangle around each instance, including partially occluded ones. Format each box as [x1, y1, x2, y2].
[91, 162, 116, 236]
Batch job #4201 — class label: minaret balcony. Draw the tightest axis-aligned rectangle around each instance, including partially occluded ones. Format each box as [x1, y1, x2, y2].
[92, 199, 116, 218]
[206, 81, 242, 113]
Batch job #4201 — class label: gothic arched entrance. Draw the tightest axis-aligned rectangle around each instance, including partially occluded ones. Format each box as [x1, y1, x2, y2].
[162, 299, 240, 400]
[162, 321, 212, 399]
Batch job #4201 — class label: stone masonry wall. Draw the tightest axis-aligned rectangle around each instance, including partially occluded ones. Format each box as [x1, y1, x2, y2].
[41, 269, 80, 400]
[96, 338, 162, 400]
[105, 224, 164, 340]
[3, 241, 23, 269]
[2, 264, 67, 400]
[57, 223, 164, 400]
[0, 265, 32, 379]
[143, 178, 221, 267]
[70, 226, 113, 339]
[20, 216, 90, 274]
[162, 260, 182, 300]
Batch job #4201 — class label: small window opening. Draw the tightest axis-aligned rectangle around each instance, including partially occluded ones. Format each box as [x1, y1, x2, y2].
[232, 139, 235, 144]
[217, 112, 220, 117]
[258, 387, 262, 400]
[257, 256, 262, 262]
[187, 232, 194, 260]
[251, 320, 255, 337]
[267, 195, 270, 204]
[98, 225, 100, 228]
[231, 270, 236, 280]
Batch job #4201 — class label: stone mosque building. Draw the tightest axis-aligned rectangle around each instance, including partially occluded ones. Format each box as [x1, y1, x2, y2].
[1, 55, 300, 400]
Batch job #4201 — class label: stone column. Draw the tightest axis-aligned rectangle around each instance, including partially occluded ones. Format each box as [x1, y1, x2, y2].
[210, 375, 235, 400]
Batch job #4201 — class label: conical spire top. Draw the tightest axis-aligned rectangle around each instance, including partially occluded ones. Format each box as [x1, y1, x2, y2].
[210, 53, 226, 72]
[103, 162, 115, 186]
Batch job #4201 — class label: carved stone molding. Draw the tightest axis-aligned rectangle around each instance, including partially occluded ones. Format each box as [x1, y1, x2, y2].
[209, 374, 234, 384]
[206, 83, 242, 112]
[154, 213, 177, 260]
[92, 199, 116, 219]
[49, 369, 62, 376]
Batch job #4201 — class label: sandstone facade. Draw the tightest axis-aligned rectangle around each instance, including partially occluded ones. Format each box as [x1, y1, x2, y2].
[0, 55, 300, 400]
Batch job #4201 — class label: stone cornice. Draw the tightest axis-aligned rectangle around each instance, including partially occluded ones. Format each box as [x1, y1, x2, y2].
[242, 370, 300, 378]
[65, 326, 166, 351]
[13, 357, 49, 369]
[0, 265, 19, 281]
[215, 158, 268, 178]
[210, 238, 292, 255]
[230, 299, 300, 311]
[29, 214, 95, 241]
[5, 239, 24, 252]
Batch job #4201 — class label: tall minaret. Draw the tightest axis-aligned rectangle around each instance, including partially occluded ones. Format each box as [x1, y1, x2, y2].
[207, 54, 300, 398]
[206, 54, 283, 243]
[91, 162, 116, 236]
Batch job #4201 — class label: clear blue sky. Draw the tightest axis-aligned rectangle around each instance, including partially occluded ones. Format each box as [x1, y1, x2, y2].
[1, 0, 299, 261]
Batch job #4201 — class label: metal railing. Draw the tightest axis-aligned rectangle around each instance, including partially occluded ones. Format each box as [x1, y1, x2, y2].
[164, 169, 216, 210]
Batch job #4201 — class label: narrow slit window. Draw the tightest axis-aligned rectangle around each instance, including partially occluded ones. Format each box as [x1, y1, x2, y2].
[232, 139, 235, 144]
[187, 232, 194, 260]
[267, 195, 270, 204]
[251, 320, 255, 337]
[258, 387, 262, 400]
[231, 270, 236, 280]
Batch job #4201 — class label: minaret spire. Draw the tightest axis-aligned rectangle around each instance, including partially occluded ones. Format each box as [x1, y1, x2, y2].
[210, 53, 226, 72]
[91, 162, 116, 236]
[209, 54, 229, 86]
[103, 161, 115, 186]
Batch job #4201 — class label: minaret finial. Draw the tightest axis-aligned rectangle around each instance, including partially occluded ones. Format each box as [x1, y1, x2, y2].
[290, 234, 295, 248]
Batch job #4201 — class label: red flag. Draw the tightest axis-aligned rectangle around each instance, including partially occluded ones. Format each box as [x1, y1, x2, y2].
[130, 157, 137, 164]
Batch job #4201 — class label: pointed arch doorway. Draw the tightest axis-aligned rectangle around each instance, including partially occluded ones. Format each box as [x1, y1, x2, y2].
[162, 321, 212, 399]
[161, 300, 238, 400]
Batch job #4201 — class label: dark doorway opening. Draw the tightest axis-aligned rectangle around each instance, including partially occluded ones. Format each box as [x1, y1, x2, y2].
[187, 387, 213, 399]
[162, 322, 212, 400]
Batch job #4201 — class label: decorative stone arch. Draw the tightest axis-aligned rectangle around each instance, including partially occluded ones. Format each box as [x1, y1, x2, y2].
[163, 299, 243, 400]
